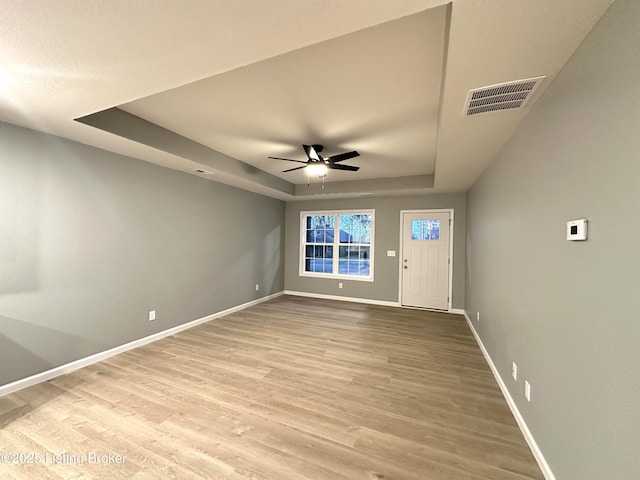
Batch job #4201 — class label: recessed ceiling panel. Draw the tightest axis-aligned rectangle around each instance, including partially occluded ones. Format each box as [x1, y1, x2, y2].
[120, 7, 448, 184]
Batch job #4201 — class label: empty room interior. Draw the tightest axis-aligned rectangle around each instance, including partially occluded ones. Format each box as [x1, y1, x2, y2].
[1, 1, 637, 479]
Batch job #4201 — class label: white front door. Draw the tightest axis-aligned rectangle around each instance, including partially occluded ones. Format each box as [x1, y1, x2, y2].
[401, 211, 451, 310]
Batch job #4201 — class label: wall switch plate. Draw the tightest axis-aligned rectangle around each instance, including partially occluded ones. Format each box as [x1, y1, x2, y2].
[512, 362, 518, 380]
[525, 380, 531, 402]
[566, 219, 588, 241]
[387, 250, 396, 257]
[255, 284, 260, 291]
[149, 310, 156, 321]
[476, 312, 480, 322]
[338, 282, 343, 289]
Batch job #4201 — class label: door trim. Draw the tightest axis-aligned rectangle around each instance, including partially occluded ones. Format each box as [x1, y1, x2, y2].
[398, 209, 454, 312]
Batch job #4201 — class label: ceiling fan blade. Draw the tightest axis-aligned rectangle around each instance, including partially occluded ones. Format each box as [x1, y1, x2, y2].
[302, 144, 322, 162]
[329, 164, 360, 172]
[282, 165, 308, 173]
[268, 156, 307, 164]
[326, 150, 359, 163]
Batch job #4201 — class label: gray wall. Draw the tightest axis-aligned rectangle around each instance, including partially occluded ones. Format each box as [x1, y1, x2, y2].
[0, 121, 285, 387]
[285, 194, 466, 309]
[465, 1, 639, 478]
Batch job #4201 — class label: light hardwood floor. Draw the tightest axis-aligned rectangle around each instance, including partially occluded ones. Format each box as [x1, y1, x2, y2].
[0, 295, 544, 479]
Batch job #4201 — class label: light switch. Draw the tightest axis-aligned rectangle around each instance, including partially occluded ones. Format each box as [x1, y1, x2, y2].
[567, 219, 588, 241]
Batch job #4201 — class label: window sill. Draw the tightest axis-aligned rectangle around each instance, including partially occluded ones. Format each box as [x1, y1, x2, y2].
[299, 272, 374, 283]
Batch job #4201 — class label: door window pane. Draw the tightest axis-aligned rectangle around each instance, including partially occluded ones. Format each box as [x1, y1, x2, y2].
[422, 220, 431, 240]
[411, 219, 441, 241]
[411, 220, 421, 240]
[430, 220, 440, 240]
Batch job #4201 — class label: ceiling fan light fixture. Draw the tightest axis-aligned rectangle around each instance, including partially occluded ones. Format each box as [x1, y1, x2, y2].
[306, 163, 328, 177]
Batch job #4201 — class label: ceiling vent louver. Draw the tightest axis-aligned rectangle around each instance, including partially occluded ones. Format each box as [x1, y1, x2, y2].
[464, 76, 546, 116]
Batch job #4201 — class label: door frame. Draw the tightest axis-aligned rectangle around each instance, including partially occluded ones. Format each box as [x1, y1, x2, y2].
[398, 209, 454, 312]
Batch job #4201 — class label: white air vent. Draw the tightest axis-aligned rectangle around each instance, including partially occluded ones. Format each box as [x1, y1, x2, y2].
[464, 76, 546, 116]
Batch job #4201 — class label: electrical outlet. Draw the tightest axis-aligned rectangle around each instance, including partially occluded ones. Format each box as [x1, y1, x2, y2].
[255, 284, 259, 291]
[525, 380, 531, 402]
[476, 312, 480, 322]
[512, 362, 518, 380]
[149, 310, 156, 322]
[338, 282, 343, 289]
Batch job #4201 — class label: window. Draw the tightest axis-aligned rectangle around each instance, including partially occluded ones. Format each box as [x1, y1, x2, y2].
[411, 219, 440, 240]
[301, 210, 374, 281]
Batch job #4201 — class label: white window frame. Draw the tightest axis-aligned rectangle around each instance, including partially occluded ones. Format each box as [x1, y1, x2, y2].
[299, 209, 375, 282]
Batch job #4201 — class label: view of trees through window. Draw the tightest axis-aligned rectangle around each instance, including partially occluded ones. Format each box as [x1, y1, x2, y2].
[411, 219, 440, 241]
[302, 211, 373, 279]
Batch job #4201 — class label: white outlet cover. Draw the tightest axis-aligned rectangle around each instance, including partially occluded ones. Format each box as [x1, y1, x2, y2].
[338, 282, 343, 288]
[476, 312, 480, 322]
[387, 250, 396, 257]
[525, 380, 531, 401]
[512, 362, 517, 380]
[255, 284, 259, 291]
[149, 310, 156, 321]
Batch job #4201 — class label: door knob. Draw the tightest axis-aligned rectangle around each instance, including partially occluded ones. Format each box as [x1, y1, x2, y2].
[403, 259, 408, 262]
[403, 266, 408, 269]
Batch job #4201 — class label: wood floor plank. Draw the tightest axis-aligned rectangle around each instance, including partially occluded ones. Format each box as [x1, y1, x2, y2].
[0, 295, 544, 479]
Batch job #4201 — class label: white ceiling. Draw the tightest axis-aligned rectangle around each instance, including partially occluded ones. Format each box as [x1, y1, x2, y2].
[0, 0, 615, 200]
[121, 7, 446, 186]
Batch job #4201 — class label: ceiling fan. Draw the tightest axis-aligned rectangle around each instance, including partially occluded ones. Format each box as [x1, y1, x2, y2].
[269, 144, 360, 177]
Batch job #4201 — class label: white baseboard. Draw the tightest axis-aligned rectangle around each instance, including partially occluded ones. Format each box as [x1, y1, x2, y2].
[283, 290, 467, 314]
[463, 311, 556, 480]
[284, 290, 400, 307]
[0, 291, 284, 398]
